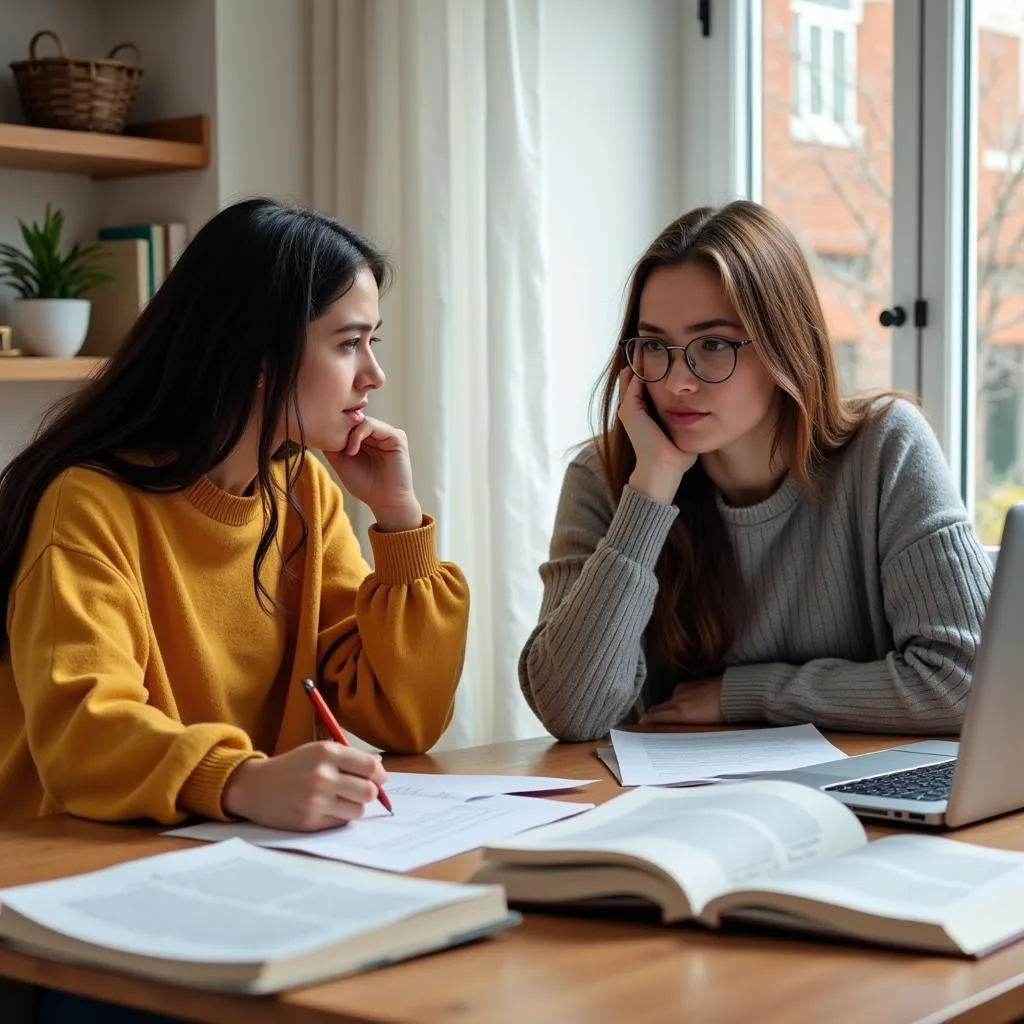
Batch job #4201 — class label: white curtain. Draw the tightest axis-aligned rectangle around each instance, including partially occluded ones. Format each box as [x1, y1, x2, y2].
[311, 0, 553, 747]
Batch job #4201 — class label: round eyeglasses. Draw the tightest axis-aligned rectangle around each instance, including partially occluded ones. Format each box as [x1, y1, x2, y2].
[619, 336, 753, 384]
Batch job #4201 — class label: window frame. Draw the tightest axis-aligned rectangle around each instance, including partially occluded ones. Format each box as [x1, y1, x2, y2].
[789, 0, 866, 148]
[975, 12, 1024, 188]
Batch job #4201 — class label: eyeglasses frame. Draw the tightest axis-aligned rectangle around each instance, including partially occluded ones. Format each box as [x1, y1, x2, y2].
[618, 336, 754, 384]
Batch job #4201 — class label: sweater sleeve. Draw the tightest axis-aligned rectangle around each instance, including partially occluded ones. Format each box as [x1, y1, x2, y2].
[316, 490, 470, 754]
[9, 545, 262, 825]
[518, 450, 679, 741]
[721, 402, 993, 733]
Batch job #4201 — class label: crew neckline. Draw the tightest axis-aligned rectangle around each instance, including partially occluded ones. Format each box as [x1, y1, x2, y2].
[714, 474, 804, 526]
[182, 475, 263, 525]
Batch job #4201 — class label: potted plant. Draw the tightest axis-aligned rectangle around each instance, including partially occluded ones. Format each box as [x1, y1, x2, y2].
[0, 205, 112, 357]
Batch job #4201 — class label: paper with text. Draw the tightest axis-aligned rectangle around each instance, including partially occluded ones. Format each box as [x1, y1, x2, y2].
[739, 834, 1024, 921]
[596, 747, 716, 788]
[0, 839, 483, 963]
[170, 794, 594, 872]
[384, 772, 598, 800]
[609, 725, 847, 786]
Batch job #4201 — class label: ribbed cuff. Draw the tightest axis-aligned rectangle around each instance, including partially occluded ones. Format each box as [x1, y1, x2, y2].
[721, 664, 776, 722]
[178, 747, 265, 821]
[368, 514, 442, 583]
[602, 487, 679, 568]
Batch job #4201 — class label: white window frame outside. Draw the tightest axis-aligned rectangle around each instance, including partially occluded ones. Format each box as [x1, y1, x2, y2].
[790, 0, 866, 148]
[976, 0, 1024, 38]
[975, 3, 1024, 176]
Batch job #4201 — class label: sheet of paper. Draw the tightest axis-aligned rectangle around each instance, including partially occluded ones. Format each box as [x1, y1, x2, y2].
[0, 839, 485, 963]
[595, 746, 710, 787]
[169, 794, 594, 872]
[384, 772, 598, 800]
[608, 725, 847, 786]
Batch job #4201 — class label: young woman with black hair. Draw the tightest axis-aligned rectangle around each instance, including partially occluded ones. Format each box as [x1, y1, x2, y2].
[0, 198, 469, 833]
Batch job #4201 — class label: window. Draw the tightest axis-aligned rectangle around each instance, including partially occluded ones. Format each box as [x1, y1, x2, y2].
[762, 0, 893, 396]
[791, 0, 865, 147]
[972, 3, 1024, 543]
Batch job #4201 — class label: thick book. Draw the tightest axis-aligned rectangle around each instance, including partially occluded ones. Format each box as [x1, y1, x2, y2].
[471, 781, 1024, 957]
[80, 239, 150, 356]
[98, 224, 166, 295]
[0, 838, 517, 993]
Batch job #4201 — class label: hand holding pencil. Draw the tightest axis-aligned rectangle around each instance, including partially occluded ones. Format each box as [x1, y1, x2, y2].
[220, 681, 390, 830]
[301, 678, 393, 814]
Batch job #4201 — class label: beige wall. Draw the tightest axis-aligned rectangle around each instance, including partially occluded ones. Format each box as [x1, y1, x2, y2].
[0, 0, 313, 467]
[0, 1, 107, 460]
[215, 0, 312, 207]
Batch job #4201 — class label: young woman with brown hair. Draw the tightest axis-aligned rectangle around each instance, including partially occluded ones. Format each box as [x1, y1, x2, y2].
[519, 200, 991, 742]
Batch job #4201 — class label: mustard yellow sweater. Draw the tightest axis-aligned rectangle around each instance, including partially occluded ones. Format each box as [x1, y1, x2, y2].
[0, 453, 469, 825]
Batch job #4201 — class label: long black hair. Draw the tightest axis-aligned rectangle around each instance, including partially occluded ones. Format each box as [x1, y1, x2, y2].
[0, 197, 392, 649]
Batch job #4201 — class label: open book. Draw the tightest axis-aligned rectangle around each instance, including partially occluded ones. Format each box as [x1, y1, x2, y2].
[0, 839, 516, 993]
[470, 781, 1024, 957]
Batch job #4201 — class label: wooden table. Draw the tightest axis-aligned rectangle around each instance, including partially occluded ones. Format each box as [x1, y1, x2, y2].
[5, 733, 1024, 1024]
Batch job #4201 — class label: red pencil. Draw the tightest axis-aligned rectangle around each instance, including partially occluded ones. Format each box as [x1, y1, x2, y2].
[301, 677, 393, 815]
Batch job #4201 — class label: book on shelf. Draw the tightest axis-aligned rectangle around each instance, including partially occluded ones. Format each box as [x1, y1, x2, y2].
[80, 222, 188, 355]
[0, 838, 517, 994]
[80, 239, 149, 356]
[98, 222, 187, 295]
[99, 224, 165, 295]
[470, 780, 1024, 958]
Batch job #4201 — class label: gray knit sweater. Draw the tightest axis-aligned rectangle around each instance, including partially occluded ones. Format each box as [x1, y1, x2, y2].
[519, 400, 993, 741]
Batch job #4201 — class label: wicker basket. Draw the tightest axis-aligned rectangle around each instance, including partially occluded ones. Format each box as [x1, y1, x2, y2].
[10, 30, 143, 134]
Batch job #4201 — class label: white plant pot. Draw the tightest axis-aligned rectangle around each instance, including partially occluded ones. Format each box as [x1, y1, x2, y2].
[14, 299, 91, 358]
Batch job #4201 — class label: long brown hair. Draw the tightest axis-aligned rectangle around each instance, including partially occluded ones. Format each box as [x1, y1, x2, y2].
[595, 200, 885, 679]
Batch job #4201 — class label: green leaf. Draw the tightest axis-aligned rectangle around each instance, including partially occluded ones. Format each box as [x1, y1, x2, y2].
[1, 205, 114, 299]
[1, 264, 40, 290]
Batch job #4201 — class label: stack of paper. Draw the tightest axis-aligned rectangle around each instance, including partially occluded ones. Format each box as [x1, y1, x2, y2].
[169, 773, 597, 872]
[600, 724, 847, 787]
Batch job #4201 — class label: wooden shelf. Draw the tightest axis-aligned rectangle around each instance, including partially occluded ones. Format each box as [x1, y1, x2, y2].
[0, 115, 210, 179]
[0, 357, 106, 382]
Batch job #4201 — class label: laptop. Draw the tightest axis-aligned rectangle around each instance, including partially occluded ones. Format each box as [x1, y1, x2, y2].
[768, 503, 1024, 828]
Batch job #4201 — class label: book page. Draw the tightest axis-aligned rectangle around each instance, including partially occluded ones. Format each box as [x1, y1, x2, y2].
[484, 781, 866, 913]
[719, 834, 1024, 924]
[609, 725, 847, 786]
[171, 793, 594, 872]
[0, 840, 488, 964]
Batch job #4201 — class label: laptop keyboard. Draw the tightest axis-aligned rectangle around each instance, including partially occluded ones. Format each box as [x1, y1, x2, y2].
[824, 759, 957, 802]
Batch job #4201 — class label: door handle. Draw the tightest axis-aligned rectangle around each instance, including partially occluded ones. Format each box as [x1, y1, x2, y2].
[878, 306, 907, 328]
